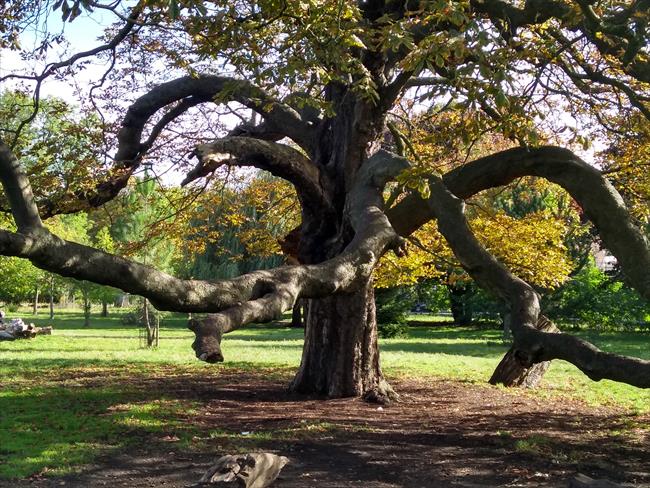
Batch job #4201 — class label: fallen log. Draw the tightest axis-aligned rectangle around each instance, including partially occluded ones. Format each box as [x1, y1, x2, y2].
[0, 318, 53, 340]
[198, 453, 289, 488]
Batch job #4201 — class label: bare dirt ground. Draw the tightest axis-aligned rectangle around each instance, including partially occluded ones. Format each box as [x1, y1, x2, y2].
[5, 371, 649, 488]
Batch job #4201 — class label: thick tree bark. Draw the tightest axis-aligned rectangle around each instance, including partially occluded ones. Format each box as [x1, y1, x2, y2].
[286, 96, 393, 400]
[490, 315, 560, 388]
[290, 279, 396, 402]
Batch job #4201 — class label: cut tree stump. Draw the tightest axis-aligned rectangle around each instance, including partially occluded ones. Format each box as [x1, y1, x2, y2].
[198, 453, 289, 488]
[489, 315, 559, 388]
[569, 473, 623, 487]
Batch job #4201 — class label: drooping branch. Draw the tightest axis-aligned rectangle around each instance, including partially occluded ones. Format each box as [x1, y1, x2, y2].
[113, 75, 315, 165]
[42, 75, 318, 217]
[424, 172, 650, 388]
[388, 146, 650, 300]
[182, 136, 333, 221]
[0, 141, 43, 233]
[376, 146, 650, 387]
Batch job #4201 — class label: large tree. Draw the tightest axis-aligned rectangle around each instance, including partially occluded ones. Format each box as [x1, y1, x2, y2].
[1, 0, 649, 400]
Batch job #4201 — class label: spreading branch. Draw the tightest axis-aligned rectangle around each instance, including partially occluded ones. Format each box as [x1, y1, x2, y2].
[41, 74, 318, 217]
[424, 171, 650, 388]
[183, 136, 333, 222]
[388, 146, 650, 300]
[0, 143, 406, 363]
[367, 145, 650, 388]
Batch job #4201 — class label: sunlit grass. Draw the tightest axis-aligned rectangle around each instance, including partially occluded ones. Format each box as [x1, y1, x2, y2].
[1, 309, 649, 478]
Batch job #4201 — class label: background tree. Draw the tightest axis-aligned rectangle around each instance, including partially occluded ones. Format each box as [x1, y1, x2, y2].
[179, 174, 299, 280]
[0, 1, 649, 399]
[0, 254, 43, 309]
[110, 175, 181, 344]
[49, 213, 118, 326]
[376, 109, 579, 329]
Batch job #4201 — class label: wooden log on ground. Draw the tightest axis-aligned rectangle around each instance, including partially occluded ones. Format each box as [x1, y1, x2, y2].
[199, 453, 289, 488]
[0, 319, 53, 340]
[489, 315, 560, 388]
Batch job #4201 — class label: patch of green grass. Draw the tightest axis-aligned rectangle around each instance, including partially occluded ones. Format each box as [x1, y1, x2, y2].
[514, 434, 552, 454]
[205, 421, 341, 442]
[0, 383, 202, 478]
[186, 420, 375, 452]
[1, 310, 649, 479]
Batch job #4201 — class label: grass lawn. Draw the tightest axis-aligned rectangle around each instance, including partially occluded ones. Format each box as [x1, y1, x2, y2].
[1, 308, 649, 479]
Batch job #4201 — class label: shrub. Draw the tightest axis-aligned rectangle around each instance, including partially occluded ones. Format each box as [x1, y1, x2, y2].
[415, 280, 450, 314]
[375, 286, 417, 325]
[544, 262, 650, 330]
[377, 322, 409, 338]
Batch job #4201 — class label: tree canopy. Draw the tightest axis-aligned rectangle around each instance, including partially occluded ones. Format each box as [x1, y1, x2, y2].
[0, 0, 649, 398]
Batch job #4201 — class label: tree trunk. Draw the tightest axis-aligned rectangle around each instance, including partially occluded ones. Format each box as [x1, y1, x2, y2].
[449, 284, 473, 325]
[49, 276, 54, 319]
[101, 300, 108, 317]
[290, 299, 304, 328]
[83, 292, 91, 327]
[143, 297, 151, 345]
[32, 286, 39, 315]
[289, 96, 388, 401]
[489, 315, 560, 387]
[289, 279, 396, 403]
[143, 298, 159, 347]
[115, 293, 130, 308]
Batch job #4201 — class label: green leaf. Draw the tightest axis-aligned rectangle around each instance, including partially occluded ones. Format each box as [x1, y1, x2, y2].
[495, 91, 509, 108]
[417, 180, 431, 199]
[169, 0, 180, 20]
[347, 34, 367, 49]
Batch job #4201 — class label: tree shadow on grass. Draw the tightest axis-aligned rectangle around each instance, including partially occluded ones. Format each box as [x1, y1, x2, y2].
[223, 339, 508, 359]
[2, 373, 647, 487]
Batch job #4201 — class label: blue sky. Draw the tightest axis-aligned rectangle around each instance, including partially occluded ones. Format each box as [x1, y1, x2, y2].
[0, 4, 126, 98]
